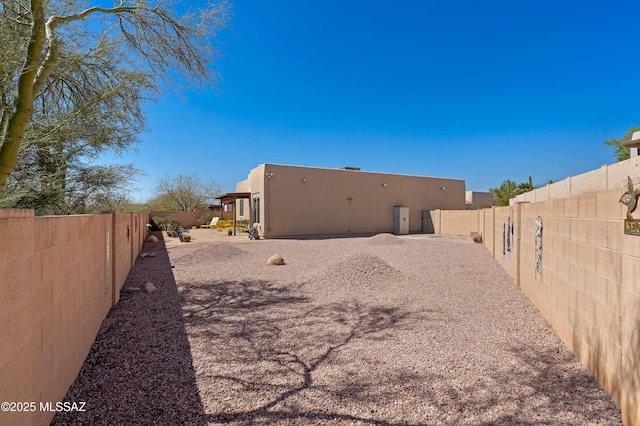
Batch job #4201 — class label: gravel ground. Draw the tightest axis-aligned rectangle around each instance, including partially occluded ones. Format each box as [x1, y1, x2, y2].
[53, 232, 622, 425]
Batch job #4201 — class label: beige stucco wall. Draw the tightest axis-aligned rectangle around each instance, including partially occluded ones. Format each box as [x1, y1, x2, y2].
[438, 190, 640, 425]
[236, 164, 266, 229]
[0, 210, 147, 426]
[465, 191, 496, 209]
[239, 163, 465, 238]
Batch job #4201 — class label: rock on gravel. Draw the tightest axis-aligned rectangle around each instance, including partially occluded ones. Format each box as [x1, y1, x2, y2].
[267, 253, 285, 265]
[143, 281, 157, 293]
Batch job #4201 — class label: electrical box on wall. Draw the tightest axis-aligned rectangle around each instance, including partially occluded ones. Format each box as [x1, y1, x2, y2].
[393, 206, 409, 235]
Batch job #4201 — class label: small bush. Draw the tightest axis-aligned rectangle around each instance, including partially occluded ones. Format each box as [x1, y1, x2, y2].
[216, 219, 233, 230]
[196, 210, 216, 226]
[215, 219, 249, 232]
[153, 216, 179, 231]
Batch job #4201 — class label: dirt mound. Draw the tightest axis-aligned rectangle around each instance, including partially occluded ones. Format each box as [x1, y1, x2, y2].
[173, 243, 247, 266]
[310, 252, 405, 290]
[367, 233, 405, 245]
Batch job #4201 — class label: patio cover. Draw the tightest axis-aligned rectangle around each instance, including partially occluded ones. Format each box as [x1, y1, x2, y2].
[214, 192, 251, 235]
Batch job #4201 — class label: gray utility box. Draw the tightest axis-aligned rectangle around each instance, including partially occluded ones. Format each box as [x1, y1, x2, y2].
[393, 206, 409, 235]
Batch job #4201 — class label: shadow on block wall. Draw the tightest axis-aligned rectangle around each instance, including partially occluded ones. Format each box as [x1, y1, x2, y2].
[571, 315, 640, 425]
[621, 317, 640, 425]
[51, 232, 206, 425]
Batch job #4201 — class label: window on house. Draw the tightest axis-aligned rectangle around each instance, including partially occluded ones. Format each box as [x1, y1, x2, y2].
[253, 197, 260, 223]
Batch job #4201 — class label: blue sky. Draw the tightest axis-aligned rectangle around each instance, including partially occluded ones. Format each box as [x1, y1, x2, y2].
[112, 0, 640, 202]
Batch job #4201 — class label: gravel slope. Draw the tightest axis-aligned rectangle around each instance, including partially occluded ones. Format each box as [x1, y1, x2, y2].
[53, 232, 622, 425]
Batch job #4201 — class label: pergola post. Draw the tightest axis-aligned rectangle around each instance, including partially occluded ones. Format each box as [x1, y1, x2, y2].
[214, 192, 251, 237]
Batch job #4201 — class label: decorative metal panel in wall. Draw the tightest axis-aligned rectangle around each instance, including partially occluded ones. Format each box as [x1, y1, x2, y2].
[535, 216, 543, 273]
[620, 176, 640, 235]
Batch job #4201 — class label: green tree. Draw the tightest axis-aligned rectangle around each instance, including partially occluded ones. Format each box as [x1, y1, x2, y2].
[604, 127, 640, 162]
[0, 161, 140, 214]
[0, 0, 231, 189]
[94, 194, 149, 214]
[0, 32, 151, 214]
[490, 179, 534, 206]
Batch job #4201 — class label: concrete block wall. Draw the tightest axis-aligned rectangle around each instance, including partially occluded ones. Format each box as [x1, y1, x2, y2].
[490, 204, 520, 282]
[518, 190, 639, 426]
[436, 209, 480, 237]
[0, 210, 148, 426]
[111, 212, 148, 305]
[0, 210, 35, 426]
[31, 214, 113, 425]
[609, 158, 640, 190]
[548, 177, 571, 199]
[149, 209, 209, 229]
[438, 190, 640, 425]
[571, 167, 608, 195]
[482, 208, 496, 256]
[513, 156, 640, 204]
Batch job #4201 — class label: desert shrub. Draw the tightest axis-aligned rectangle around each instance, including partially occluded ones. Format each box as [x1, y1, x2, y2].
[153, 216, 179, 231]
[215, 219, 249, 232]
[216, 219, 233, 230]
[197, 210, 216, 226]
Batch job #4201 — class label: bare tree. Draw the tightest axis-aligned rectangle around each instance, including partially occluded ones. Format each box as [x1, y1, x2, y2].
[0, 0, 231, 188]
[152, 173, 221, 211]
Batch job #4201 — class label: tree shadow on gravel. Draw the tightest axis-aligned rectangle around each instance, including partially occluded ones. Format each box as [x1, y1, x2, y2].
[500, 343, 623, 425]
[51, 232, 207, 425]
[179, 277, 438, 425]
[179, 275, 624, 425]
[392, 333, 623, 426]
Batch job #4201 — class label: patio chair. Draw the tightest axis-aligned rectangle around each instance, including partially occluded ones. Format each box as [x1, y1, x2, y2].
[200, 216, 220, 229]
[247, 222, 261, 240]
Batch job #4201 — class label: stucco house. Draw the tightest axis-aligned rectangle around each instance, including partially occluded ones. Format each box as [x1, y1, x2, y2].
[465, 191, 496, 210]
[222, 163, 466, 238]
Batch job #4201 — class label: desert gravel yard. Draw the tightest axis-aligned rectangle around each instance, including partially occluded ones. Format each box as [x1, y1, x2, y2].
[53, 231, 622, 425]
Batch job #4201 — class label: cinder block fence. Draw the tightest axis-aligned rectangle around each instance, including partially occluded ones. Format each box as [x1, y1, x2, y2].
[0, 210, 147, 426]
[435, 179, 640, 425]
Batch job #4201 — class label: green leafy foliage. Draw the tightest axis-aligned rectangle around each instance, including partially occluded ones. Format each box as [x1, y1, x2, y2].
[603, 127, 640, 162]
[490, 179, 535, 206]
[152, 215, 179, 231]
[0, 0, 231, 197]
